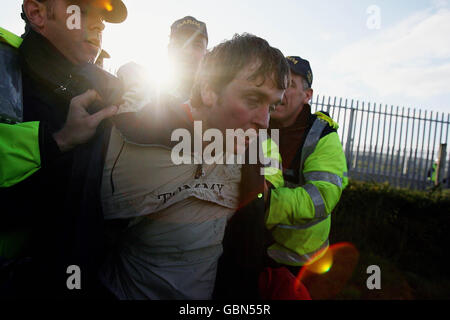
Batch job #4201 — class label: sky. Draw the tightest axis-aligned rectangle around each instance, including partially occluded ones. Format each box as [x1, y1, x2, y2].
[2, 0, 450, 114]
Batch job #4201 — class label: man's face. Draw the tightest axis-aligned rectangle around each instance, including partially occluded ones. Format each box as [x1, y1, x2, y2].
[271, 73, 312, 124]
[204, 62, 285, 152]
[41, 0, 105, 65]
[169, 31, 207, 78]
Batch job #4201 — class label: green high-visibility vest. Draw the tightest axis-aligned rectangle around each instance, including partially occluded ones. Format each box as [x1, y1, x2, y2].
[0, 121, 41, 188]
[265, 112, 348, 267]
[0, 27, 23, 48]
[0, 27, 38, 259]
[431, 162, 437, 183]
[1, 26, 41, 188]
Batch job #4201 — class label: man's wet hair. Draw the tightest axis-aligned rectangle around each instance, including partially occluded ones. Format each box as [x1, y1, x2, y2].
[191, 33, 290, 108]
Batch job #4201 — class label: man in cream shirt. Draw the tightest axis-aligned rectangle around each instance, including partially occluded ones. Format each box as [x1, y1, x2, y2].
[100, 34, 290, 300]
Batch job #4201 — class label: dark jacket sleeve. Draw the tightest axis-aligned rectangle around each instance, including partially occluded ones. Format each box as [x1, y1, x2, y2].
[0, 121, 63, 189]
[0, 121, 67, 229]
[213, 163, 273, 300]
[38, 121, 63, 168]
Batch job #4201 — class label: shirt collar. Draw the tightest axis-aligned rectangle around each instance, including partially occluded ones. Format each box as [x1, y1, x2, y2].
[19, 28, 77, 90]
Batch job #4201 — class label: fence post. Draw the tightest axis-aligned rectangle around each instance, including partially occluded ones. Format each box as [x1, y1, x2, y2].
[436, 143, 447, 186]
[345, 101, 355, 169]
[447, 152, 450, 189]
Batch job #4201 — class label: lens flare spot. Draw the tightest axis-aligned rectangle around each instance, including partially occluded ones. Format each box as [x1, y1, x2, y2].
[105, 3, 113, 12]
[296, 242, 359, 300]
[97, 0, 113, 12]
[304, 247, 334, 274]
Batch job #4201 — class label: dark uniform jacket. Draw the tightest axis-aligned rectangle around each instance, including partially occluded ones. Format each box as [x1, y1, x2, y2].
[0, 29, 111, 299]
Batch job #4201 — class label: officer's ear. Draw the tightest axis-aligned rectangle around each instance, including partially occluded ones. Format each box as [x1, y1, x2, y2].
[200, 81, 218, 108]
[23, 0, 47, 30]
[304, 88, 313, 104]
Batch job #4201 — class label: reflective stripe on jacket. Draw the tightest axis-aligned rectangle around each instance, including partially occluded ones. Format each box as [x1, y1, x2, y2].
[266, 112, 348, 267]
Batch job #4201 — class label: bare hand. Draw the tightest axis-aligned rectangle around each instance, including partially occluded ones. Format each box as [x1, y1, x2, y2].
[53, 90, 118, 152]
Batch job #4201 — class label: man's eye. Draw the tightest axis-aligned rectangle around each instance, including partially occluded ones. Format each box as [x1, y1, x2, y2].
[246, 98, 259, 108]
[269, 104, 277, 112]
[248, 103, 258, 108]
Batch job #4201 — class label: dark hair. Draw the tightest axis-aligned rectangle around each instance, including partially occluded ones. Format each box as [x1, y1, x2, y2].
[191, 33, 290, 108]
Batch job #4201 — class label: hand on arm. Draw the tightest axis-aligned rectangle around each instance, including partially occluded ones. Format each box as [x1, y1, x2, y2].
[267, 132, 347, 227]
[53, 90, 118, 152]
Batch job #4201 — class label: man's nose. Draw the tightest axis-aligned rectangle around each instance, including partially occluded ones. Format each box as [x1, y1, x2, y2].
[253, 105, 270, 129]
[90, 14, 106, 33]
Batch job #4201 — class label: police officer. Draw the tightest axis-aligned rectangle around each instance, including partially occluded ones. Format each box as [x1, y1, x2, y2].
[266, 56, 349, 275]
[0, 0, 127, 298]
[167, 16, 208, 101]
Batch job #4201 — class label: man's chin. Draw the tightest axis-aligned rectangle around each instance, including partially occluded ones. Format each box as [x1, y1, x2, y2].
[81, 46, 101, 64]
[270, 110, 285, 120]
[236, 143, 248, 156]
[72, 53, 98, 65]
[224, 141, 248, 157]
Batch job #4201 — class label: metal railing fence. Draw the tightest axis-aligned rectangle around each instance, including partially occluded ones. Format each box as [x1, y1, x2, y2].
[310, 95, 450, 190]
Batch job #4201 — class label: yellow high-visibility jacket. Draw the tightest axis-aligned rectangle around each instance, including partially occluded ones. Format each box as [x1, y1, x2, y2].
[265, 111, 348, 266]
[1, 27, 42, 189]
